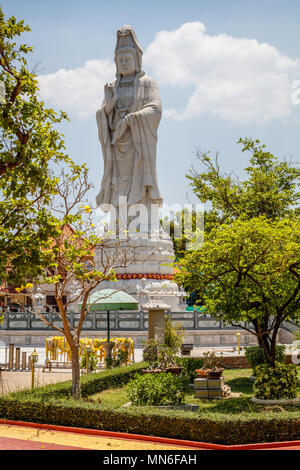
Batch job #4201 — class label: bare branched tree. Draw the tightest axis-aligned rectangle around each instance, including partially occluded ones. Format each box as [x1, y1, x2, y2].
[16, 167, 137, 398]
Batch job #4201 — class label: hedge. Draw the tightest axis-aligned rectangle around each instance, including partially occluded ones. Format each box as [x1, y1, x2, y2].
[245, 346, 286, 375]
[175, 357, 204, 382]
[8, 362, 148, 400]
[0, 395, 300, 445]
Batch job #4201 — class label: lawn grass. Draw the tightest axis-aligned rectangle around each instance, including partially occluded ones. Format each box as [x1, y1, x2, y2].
[89, 368, 300, 418]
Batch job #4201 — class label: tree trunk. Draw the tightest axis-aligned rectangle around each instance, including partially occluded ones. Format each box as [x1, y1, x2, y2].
[71, 344, 81, 399]
[260, 335, 274, 367]
[251, 316, 275, 367]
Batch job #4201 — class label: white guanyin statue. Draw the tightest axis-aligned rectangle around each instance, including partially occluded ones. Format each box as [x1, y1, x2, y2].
[94, 26, 187, 311]
[96, 25, 163, 222]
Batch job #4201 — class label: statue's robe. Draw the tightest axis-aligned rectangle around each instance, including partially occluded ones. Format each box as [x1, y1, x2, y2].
[96, 71, 163, 211]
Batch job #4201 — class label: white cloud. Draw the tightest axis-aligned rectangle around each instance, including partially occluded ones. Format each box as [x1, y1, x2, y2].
[38, 59, 115, 120]
[144, 22, 300, 123]
[37, 22, 300, 123]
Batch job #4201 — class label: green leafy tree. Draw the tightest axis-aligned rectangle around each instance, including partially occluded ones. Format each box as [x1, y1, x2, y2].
[177, 139, 300, 367]
[161, 208, 203, 259]
[0, 8, 73, 284]
[177, 217, 300, 368]
[187, 138, 299, 227]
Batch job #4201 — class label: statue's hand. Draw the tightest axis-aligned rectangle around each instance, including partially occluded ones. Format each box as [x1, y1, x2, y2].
[104, 83, 117, 115]
[112, 118, 127, 145]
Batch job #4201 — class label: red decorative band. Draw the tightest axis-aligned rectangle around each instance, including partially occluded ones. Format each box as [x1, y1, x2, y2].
[116, 273, 174, 280]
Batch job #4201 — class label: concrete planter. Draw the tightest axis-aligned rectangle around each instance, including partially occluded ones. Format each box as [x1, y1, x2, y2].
[251, 396, 300, 405]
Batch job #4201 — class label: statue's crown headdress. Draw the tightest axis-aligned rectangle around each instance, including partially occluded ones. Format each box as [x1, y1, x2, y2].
[115, 28, 136, 52]
[115, 26, 143, 74]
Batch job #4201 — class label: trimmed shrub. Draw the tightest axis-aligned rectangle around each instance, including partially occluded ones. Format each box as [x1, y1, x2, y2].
[127, 372, 189, 406]
[8, 362, 147, 400]
[245, 345, 285, 375]
[253, 362, 298, 399]
[0, 395, 300, 445]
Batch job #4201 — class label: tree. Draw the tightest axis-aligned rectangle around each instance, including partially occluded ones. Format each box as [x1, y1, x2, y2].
[177, 217, 300, 367]
[187, 138, 299, 227]
[177, 138, 300, 366]
[0, 8, 73, 284]
[18, 168, 136, 398]
[161, 208, 203, 259]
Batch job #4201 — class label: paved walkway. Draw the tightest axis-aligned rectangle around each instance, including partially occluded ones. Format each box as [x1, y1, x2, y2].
[0, 435, 86, 450]
[0, 422, 299, 451]
[0, 423, 199, 450]
[0, 370, 72, 394]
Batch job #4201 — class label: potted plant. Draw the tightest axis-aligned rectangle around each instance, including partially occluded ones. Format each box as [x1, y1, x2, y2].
[142, 341, 183, 374]
[195, 351, 224, 379]
[157, 345, 183, 375]
[141, 318, 185, 375]
[142, 339, 161, 373]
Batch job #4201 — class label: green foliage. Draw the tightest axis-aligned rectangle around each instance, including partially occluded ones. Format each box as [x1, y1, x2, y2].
[8, 362, 147, 399]
[187, 138, 299, 225]
[164, 315, 185, 352]
[245, 346, 286, 375]
[161, 209, 203, 259]
[142, 316, 185, 369]
[202, 351, 222, 371]
[0, 7, 74, 283]
[142, 339, 160, 368]
[175, 357, 204, 382]
[253, 362, 298, 400]
[177, 216, 300, 366]
[127, 372, 189, 406]
[0, 390, 300, 445]
[80, 350, 99, 373]
[111, 341, 131, 368]
[179, 138, 300, 367]
[105, 348, 130, 369]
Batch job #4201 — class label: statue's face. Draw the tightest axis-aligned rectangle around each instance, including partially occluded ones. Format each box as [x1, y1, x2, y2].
[116, 51, 136, 76]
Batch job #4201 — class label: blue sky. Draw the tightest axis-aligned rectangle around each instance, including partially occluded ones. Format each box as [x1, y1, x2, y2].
[1, 0, 300, 208]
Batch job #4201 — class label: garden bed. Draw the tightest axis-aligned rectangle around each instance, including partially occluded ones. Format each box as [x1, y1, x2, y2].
[0, 364, 299, 445]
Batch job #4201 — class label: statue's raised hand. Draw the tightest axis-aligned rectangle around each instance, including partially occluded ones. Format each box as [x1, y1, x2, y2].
[104, 83, 117, 115]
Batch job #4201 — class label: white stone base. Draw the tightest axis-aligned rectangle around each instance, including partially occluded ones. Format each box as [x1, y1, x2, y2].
[94, 231, 187, 311]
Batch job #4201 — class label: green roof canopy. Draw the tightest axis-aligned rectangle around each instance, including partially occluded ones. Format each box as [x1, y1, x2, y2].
[79, 289, 139, 311]
[78, 289, 139, 343]
[185, 305, 207, 312]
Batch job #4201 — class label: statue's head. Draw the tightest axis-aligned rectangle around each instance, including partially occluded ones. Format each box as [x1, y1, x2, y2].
[115, 25, 143, 77]
[115, 49, 138, 76]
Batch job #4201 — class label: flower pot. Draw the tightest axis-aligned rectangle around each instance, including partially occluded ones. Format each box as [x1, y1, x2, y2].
[207, 368, 224, 379]
[195, 368, 209, 378]
[164, 366, 183, 375]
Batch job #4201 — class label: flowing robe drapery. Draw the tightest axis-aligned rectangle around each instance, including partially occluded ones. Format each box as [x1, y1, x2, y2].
[96, 72, 163, 211]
